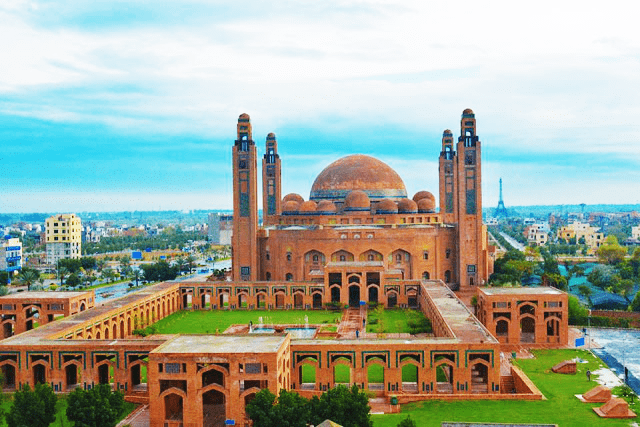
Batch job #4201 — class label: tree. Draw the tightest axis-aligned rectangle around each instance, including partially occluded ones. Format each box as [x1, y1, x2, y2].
[597, 235, 627, 265]
[631, 292, 640, 312]
[568, 295, 589, 325]
[578, 285, 592, 300]
[66, 383, 125, 427]
[186, 255, 197, 274]
[7, 383, 57, 427]
[0, 271, 9, 286]
[245, 389, 309, 427]
[18, 268, 39, 291]
[58, 266, 69, 287]
[397, 415, 417, 427]
[66, 273, 81, 289]
[309, 385, 372, 427]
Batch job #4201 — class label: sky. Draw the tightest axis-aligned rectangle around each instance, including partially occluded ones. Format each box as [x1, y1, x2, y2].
[1, 0, 639, 213]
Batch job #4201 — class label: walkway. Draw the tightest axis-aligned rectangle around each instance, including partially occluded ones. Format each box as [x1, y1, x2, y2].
[117, 404, 149, 427]
[337, 307, 366, 339]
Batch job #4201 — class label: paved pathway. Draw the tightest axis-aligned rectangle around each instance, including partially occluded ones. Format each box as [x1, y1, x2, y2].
[117, 404, 150, 427]
[337, 308, 366, 338]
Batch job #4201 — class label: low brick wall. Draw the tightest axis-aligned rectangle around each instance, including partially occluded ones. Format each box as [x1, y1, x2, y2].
[590, 310, 640, 328]
[511, 366, 543, 399]
[442, 423, 557, 427]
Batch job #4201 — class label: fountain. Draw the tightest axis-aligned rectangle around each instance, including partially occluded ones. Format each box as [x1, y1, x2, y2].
[304, 315, 309, 329]
[258, 316, 263, 328]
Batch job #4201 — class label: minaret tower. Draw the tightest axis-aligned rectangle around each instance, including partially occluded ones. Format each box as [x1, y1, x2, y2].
[232, 113, 259, 281]
[454, 108, 485, 290]
[262, 132, 282, 226]
[438, 129, 456, 224]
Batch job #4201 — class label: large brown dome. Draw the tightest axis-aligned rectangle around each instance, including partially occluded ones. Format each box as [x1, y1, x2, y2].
[310, 154, 407, 202]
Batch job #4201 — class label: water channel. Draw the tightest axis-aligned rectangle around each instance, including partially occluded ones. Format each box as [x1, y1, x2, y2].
[589, 328, 640, 394]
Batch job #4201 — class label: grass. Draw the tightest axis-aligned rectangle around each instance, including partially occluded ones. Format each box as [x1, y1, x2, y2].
[366, 308, 432, 334]
[0, 394, 136, 427]
[372, 349, 639, 427]
[153, 309, 341, 334]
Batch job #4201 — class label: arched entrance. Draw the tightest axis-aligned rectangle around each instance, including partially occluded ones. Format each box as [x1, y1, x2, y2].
[65, 364, 80, 390]
[1, 364, 16, 390]
[312, 293, 322, 309]
[520, 317, 535, 343]
[275, 293, 285, 309]
[470, 362, 489, 393]
[401, 364, 418, 393]
[33, 364, 46, 385]
[164, 393, 183, 423]
[368, 286, 378, 304]
[348, 285, 360, 308]
[293, 293, 303, 309]
[331, 287, 341, 303]
[387, 292, 397, 308]
[202, 389, 225, 427]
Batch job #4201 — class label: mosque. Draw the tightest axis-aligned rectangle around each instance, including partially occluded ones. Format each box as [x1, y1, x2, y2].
[232, 108, 493, 300]
[0, 110, 569, 427]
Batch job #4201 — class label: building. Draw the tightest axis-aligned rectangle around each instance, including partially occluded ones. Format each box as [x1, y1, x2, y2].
[0, 110, 564, 427]
[231, 110, 492, 290]
[0, 236, 22, 273]
[45, 214, 82, 265]
[524, 223, 549, 247]
[556, 221, 604, 251]
[476, 287, 568, 349]
[208, 213, 233, 245]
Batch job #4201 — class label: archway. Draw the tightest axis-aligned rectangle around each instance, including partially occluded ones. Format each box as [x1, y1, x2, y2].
[299, 361, 317, 390]
[1, 364, 16, 390]
[3, 322, 14, 338]
[80, 302, 86, 311]
[202, 389, 225, 427]
[238, 293, 247, 308]
[293, 293, 303, 309]
[333, 362, 351, 386]
[120, 320, 125, 338]
[312, 293, 322, 309]
[401, 364, 418, 393]
[97, 363, 114, 386]
[520, 317, 535, 343]
[331, 286, 341, 303]
[496, 319, 509, 338]
[33, 363, 46, 385]
[546, 317, 560, 340]
[387, 292, 397, 308]
[131, 362, 148, 390]
[275, 293, 285, 309]
[202, 368, 224, 388]
[348, 285, 360, 308]
[257, 293, 266, 309]
[164, 393, 183, 423]
[368, 286, 378, 304]
[65, 364, 80, 390]
[435, 359, 454, 393]
[367, 363, 384, 391]
[470, 362, 489, 393]
[219, 292, 229, 308]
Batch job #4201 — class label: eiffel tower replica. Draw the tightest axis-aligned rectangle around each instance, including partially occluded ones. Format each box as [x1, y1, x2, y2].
[494, 178, 508, 217]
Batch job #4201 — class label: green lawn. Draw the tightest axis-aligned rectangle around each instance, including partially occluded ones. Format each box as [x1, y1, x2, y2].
[366, 309, 432, 334]
[372, 349, 639, 427]
[153, 309, 341, 334]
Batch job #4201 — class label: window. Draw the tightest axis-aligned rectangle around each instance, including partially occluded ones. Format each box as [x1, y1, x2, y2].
[467, 264, 476, 273]
[312, 255, 319, 262]
[423, 251, 429, 260]
[368, 254, 374, 261]
[286, 273, 293, 281]
[241, 266, 250, 276]
[265, 252, 270, 260]
[396, 254, 402, 263]
[286, 252, 292, 261]
[340, 255, 346, 262]
[446, 249, 451, 259]
[265, 272, 271, 281]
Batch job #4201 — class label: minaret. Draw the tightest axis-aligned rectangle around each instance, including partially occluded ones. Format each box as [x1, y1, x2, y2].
[232, 113, 259, 281]
[438, 129, 456, 224]
[262, 132, 282, 226]
[454, 108, 484, 289]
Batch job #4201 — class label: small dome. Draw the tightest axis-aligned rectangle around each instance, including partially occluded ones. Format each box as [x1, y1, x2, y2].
[316, 200, 337, 213]
[267, 132, 276, 139]
[443, 129, 452, 136]
[412, 191, 435, 204]
[397, 198, 418, 213]
[282, 200, 301, 213]
[462, 108, 474, 115]
[299, 200, 317, 213]
[417, 198, 436, 213]
[239, 113, 250, 120]
[283, 193, 304, 204]
[344, 190, 370, 210]
[376, 199, 398, 214]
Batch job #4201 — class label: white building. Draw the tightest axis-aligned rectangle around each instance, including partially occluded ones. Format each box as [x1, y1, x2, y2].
[0, 236, 22, 273]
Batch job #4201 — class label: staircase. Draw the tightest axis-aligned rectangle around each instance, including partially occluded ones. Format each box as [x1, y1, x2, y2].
[500, 375, 515, 394]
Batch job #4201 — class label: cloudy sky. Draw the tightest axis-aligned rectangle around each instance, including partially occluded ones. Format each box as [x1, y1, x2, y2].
[1, 0, 639, 213]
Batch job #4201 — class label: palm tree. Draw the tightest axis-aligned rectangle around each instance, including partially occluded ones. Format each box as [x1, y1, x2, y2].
[175, 257, 186, 275]
[133, 269, 142, 287]
[186, 255, 196, 274]
[19, 269, 39, 291]
[58, 266, 69, 287]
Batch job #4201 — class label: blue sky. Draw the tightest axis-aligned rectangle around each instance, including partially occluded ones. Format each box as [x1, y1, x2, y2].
[1, 0, 639, 212]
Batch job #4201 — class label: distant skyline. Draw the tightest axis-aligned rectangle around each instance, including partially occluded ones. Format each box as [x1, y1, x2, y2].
[2, 1, 639, 213]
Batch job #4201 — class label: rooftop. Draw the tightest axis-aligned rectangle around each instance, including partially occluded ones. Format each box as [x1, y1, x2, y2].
[480, 287, 565, 296]
[152, 334, 288, 354]
[0, 291, 93, 300]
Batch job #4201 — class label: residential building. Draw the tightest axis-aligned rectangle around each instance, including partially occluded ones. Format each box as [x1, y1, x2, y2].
[556, 221, 604, 251]
[0, 236, 22, 273]
[45, 214, 82, 265]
